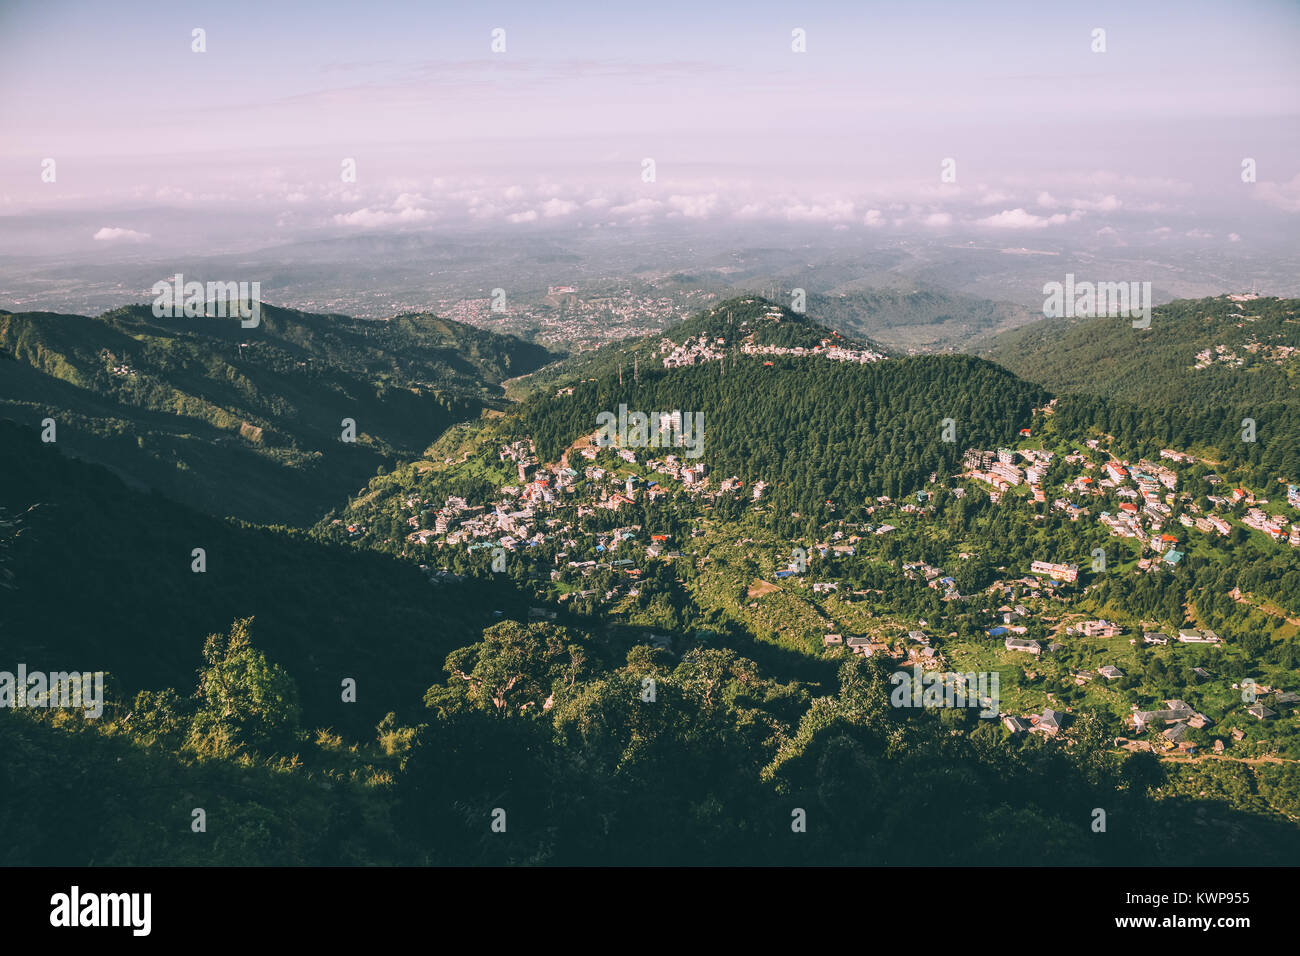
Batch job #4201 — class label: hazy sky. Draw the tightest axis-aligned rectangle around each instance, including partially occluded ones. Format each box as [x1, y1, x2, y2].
[1, 0, 1297, 246]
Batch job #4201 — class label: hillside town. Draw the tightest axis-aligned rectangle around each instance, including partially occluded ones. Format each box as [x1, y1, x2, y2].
[659, 331, 886, 368]
[344, 404, 1300, 766]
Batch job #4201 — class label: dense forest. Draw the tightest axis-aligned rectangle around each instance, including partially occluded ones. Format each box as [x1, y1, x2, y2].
[983, 296, 1300, 409]
[520, 352, 1048, 516]
[6, 606, 1297, 865]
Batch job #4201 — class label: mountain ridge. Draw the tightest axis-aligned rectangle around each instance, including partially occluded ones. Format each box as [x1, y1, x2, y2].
[0, 301, 559, 524]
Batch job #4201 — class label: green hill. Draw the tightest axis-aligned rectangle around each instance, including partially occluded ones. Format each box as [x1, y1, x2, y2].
[0, 303, 557, 524]
[506, 295, 887, 400]
[0, 418, 494, 734]
[659, 295, 883, 350]
[981, 296, 1300, 478]
[808, 286, 1036, 353]
[982, 296, 1300, 407]
[520, 351, 1044, 516]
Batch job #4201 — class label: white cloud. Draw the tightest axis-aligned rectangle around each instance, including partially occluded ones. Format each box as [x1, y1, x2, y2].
[1070, 194, 1122, 212]
[975, 207, 1079, 229]
[393, 192, 427, 210]
[862, 209, 886, 227]
[667, 193, 718, 219]
[93, 227, 150, 241]
[332, 206, 434, 228]
[1037, 191, 1119, 212]
[783, 200, 855, 223]
[541, 198, 578, 217]
[506, 209, 539, 223]
[609, 198, 662, 218]
[1253, 172, 1300, 213]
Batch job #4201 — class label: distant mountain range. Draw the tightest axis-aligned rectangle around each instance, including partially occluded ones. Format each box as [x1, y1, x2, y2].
[805, 287, 1037, 353]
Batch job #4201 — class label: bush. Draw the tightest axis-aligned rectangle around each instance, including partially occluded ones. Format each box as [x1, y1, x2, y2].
[189, 617, 301, 756]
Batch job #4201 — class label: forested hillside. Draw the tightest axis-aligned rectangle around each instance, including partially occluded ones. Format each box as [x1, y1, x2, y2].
[0, 419, 487, 734]
[0, 303, 556, 524]
[658, 295, 883, 350]
[520, 353, 1047, 514]
[983, 296, 1300, 479]
[505, 297, 885, 400]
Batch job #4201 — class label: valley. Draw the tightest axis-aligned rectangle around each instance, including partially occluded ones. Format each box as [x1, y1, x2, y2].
[5, 292, 1297, 864]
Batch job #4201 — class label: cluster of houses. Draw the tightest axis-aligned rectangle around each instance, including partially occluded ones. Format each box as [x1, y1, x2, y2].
[1240, 687, 1300, 722]
[1121, 685, 1297, 753]
[971, 436, 1300, 568]
[1129, 698, 1212, 753]
[962, 446, 1053, 502]
[1193, 344, 1245, 370]
[660, 333, 727, 368]
[657, 323, 886, 370]
[1003, 707, 1068, 736]
[988, 572, 1071, 605]
[1091, 460, 1181, 557]
[1030, 560, 1079, 584]
[902, 561, 960, 600]
[738, 339, 886, 364]
[386, 429, 786, 612]
[824, 628, 938, 665]
[1141, 628, 1222, 645]
[1241, 504, 1300, 545]
[1195, 331, 1298, 371]
[100, 348, 138, 377]
[1068, 619, 1123, 637]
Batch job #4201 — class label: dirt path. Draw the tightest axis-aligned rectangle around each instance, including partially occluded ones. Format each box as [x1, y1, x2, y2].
[1160, 753, 1299, 765]
[1229, 588, 1300, 626]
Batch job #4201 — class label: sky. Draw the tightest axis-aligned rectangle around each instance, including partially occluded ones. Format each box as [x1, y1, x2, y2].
[1, 0, 1297, 248]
